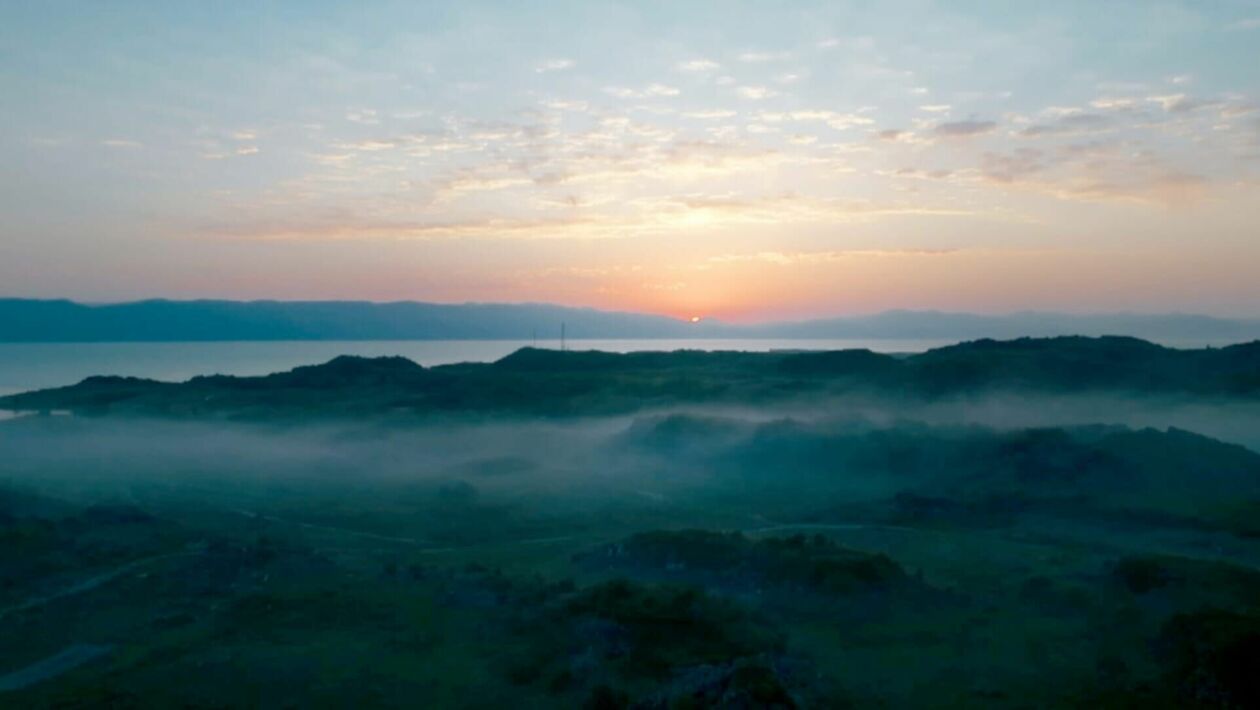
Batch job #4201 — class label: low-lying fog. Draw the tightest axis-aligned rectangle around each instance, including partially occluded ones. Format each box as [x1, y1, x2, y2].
[3, 392, 1257, 509]
[3, 390, 1258, 707]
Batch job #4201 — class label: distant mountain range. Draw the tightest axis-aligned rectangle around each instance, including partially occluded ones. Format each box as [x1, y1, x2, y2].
[1, 298, 1258, 344]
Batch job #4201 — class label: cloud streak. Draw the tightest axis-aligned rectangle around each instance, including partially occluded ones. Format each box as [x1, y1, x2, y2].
[677, 59, 720, 72]
[709, 248, 959, 265]
[535, 58, 575, 73]
[934, 120, 997, 137]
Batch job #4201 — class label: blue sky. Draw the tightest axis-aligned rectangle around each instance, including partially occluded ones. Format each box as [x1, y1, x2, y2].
[2, 1, 1259, 319]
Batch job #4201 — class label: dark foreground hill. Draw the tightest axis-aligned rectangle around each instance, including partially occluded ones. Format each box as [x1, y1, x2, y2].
[2, 336, 1257, 419]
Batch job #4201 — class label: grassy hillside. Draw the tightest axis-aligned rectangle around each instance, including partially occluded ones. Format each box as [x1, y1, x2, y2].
[3, 337, 1258, 420]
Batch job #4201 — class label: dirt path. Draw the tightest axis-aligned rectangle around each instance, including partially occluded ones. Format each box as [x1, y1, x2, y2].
[0, 644, 113, 692]
[228, 508, 430, 545]
[229, 507, 578, 554]
[0, 552, 195, 623]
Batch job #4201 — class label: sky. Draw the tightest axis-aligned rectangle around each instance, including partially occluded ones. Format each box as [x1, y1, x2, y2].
[2, 0, 1259, 322]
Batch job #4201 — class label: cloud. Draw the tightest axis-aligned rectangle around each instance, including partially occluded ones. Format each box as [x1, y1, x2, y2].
[934, 120, 997, 137]
[824, 114, 874, 130]
[1090, 97, 1138, 110]
[604, 83, 680, 99]
[758, 110, 872, 129]
[1020, 113, 1109, 137]
[101, 139, 141, 149]
[737, 51, 789, 63]
[1043, 106, 1085, 118]
[888, 168, 955, 181]
[1146, 93, 1218, 113]
[1226, 18, 1260, 30]
[871, 128, 932, 145]
[338, 138, 404, 152]
[676, 59, 720, 72]
[308, 152, 354, 166]
[709, 248, 958, 265]
[535, 58, 575, 73]
[541, 99, 590, 112]
[436, 176, 533, 198]
[736, 86, 777, 100]
[198, 144, 264, 160]
[205, 214, 620, 242]
[980, 148, 1047, 183]
[410, 132, 788, 201]
[640, 194, 983, 226]
[209, 186, 987, 244]
[345, 109, 379, 125]
[1049, 172, 1209, 206]
[1220, 103, 1257, 118]
[976, 144, 1210, 206]
[1147, 94, 1189, 112]
[180, 37, 1240, 264]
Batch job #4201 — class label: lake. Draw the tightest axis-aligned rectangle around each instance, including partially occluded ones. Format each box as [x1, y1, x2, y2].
[0, 339, 959, 396]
